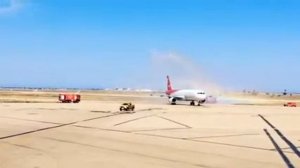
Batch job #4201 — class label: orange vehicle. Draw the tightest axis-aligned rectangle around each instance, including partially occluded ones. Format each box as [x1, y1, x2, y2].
[283, 102, 297, 107]
[59, 94, 81, 103]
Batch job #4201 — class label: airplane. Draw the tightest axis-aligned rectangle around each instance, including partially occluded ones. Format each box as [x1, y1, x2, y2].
[166, 76, 207, 106]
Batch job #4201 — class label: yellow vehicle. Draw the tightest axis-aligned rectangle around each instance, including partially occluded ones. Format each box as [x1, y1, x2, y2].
[120, 103, 135, 111]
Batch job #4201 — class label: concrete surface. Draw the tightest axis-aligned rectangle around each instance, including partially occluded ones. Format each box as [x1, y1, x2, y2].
[0, 98, 299, 168]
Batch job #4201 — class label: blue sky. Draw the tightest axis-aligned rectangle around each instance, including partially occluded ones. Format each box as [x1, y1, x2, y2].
[0, 0, 299, 92]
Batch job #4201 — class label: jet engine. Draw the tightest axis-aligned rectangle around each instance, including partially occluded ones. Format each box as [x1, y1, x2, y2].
[168, 97, 176, 105]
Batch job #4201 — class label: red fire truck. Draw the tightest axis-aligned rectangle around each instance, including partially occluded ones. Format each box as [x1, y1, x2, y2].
[59, 94, 81, 103]
[284, 102, 297, 107]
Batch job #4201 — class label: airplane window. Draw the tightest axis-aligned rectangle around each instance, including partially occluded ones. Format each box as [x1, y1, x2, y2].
[197, 92, 205, 94]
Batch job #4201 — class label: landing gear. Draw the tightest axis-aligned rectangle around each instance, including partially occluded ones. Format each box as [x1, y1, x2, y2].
[190, 101, 195, 106]
[198, 99, 206, 106]
[198, 101, 201, 106]
[171, 99, 176, 105]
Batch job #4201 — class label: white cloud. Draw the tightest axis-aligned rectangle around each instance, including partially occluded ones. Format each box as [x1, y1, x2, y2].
[0, 0, 24, 15]
[151, 51, 222, 94]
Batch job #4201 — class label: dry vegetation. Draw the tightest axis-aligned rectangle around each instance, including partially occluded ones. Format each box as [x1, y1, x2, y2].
[0, 90, 163, 103]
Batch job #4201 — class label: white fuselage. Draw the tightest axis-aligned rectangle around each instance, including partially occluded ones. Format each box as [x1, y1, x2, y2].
[169, 89, 207, 102]
[165, 76, 207, 105]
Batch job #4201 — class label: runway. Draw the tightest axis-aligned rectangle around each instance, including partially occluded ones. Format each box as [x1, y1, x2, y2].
[0, 96, 299, 168]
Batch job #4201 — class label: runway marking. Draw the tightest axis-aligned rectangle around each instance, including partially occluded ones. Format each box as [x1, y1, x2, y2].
[258, 114, 276, 129]
[42, 137, 212, 168]
[73, 125, 131, 133]
[264, 129, 295, 168]
[37, 108, 78, 111]
[131, 127, 189, 132]
[134, 133, 195, 140]
[42, 125, 276, 164]
[2, 141, 45, 153]
[70, 125, 296, 155]
[259, 114, 300, 157]
[90, 110, 111, 113]
[134, 132, 296, 154]
[14, 107, 78, 111]
[136, 108, 165, 112]
[135, 132, 273, 151]
[0, 122, 77, 140]
[66, 125, 280, 154]
[156, 116, 192, 128]
[0, 115, 63, 125]
[114, 114, 158, 126]
[273, 146, 300, 150]
[80, 113, 121, 122]
[75, 125, 189, 133]
[191, 139, 296, 153]
[188, 133, 260, 140]
[0, 112, 124, 140]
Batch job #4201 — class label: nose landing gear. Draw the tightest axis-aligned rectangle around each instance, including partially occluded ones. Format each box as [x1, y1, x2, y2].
[190, 100, 204, 106]
[198, 101, 202, 106]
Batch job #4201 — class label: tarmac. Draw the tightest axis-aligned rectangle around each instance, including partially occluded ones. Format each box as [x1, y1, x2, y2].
[0, 98, 299, 168]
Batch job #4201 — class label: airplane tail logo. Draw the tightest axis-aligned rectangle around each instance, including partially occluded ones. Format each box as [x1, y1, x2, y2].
[166, 76, 177, 95]
[167, 75, 173, 91]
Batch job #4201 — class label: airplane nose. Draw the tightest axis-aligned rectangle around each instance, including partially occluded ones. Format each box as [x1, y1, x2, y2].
[196, 95, 206, 101]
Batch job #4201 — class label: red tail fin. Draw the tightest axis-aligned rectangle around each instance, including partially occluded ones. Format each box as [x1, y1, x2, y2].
[167, 75, 173, 91]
